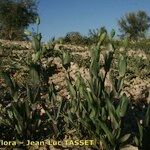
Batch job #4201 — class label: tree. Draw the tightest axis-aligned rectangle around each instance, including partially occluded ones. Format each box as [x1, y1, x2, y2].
[0, 0, 38, 40]
[118, 10, 150, 40]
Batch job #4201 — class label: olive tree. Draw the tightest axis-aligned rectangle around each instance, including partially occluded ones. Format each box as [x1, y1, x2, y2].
[118, 10, 150, 40]
[0, 0, 38, 40]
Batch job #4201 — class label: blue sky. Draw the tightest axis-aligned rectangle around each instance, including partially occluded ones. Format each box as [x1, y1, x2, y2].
[33, 0, 150, 41]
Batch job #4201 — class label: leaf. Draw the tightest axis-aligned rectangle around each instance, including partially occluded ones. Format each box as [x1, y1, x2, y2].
[120, 96, 128, 117]
[99, 32, 107, 44]
[118, 55, 126, 77]
[67, 112, 74, 124]
[66, 79, 76, 99]
[115, 127, 121, 139]
[12, 104, 23, 130]
[33, 51, 41, 62]
[25, 100, 30, 119]
[106, 98, 120, 129]
[56, 100, 63, 120]
[122, 38, 128, 48]
[86, 90, 94, 112]
[144, 103, 150, 127]
[7, 110, 13, 119]
[99, 120, 114, 145]
[46, 111, 52, 120]
[90, 109, 96, 118]
[32, 36, 41, 52]
[134, 136, 139, 146]
[24, 29, 32, 36]
[37, 33, 42, 41]
[104, 51, 114, 72]
[27, 85, 34, 103]
[137, 121, 143, 143]
[75, 72, 81, 89]
[90, 60, 99, 77]
[62, 51, 71, 69]
[110, 29, 115, 38]
[108, 43, 115, 52]
[15, 124, 22, 134]
[36, 16, 40, 25]
[0, 71, 14, 90]
[117, 94, 128, 117]
[37, 119, 42, 127]
[117, 77, 124, 93]
[29, 64, 40, 84]
[119, 134, 130, 143]
[101, 107, 107, 121]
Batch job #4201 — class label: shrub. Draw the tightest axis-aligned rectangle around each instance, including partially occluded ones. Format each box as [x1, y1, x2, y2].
[0, 0, 38, 40]
[118, 10, 150, 40]
[63, 31, 85, 45]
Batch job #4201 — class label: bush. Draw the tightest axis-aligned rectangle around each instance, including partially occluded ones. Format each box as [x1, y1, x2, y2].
[0, 0, 38, 40]
[63, 31, 89, 45]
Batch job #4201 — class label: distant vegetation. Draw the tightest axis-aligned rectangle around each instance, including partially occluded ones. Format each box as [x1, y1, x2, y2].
[0, 3, 150, 43]
[118, 10, 150, 40]
[57, 11, 150, 46]
[0, 0, 38, 40]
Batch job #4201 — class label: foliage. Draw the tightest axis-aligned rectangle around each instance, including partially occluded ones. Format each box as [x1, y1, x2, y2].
[0, 0, 38, 40]
[127, 39, 150, 54]
[134, 103, 150, 149]
[63, 31, 89, 45]
[63, 32, 82, 45]
[71, 54, 91, 68]
[59, 26, 112, 46]
[118, 10, 150, 40]
[61, 29, 150, 150]
[0, 20, 66, 146]
[111, 39, 150, 80]
[126, 57, 150, 80]
[61, 30, 131, 149]
[88, 26, 109, 45]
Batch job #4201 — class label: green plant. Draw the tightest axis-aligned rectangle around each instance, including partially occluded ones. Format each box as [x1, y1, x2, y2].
[0, 71, 48, 141]
[134, 103, 150, 149]
[0, 19, 66, 146]
[88, 26, 110, 46]
[62, 30, 131, 149]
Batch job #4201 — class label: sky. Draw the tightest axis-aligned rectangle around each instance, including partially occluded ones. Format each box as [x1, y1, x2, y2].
[33, 0, 150, 41]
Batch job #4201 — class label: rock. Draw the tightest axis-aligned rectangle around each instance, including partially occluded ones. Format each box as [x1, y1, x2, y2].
[121, 145, 138, 150]
[124, 77, 150, 102]
[0, 39, 149, 102]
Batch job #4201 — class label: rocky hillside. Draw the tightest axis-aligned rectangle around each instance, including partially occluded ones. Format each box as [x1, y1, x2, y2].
[0, 39, 150, 103]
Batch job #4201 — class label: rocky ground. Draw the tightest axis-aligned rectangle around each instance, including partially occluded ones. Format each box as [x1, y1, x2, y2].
[51, 44, 150, 103]
[0, 40, 150, 103]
